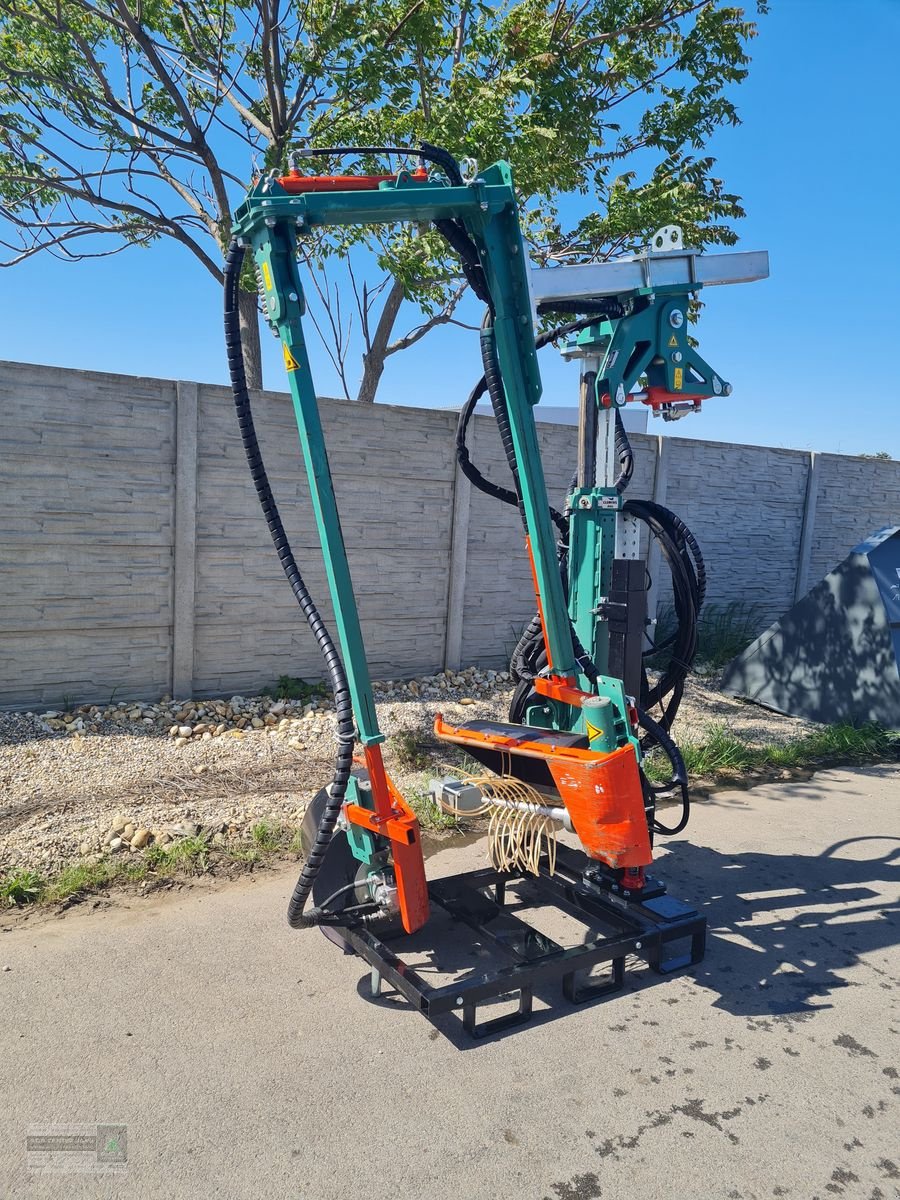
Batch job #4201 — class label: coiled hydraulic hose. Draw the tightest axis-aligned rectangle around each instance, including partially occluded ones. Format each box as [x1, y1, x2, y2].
[224, 240, 355, 928]
[456, 315, 610, 533]
[636, 704, 691, 835]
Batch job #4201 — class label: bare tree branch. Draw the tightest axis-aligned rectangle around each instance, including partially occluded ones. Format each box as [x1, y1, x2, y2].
[385, 280, 469, 356]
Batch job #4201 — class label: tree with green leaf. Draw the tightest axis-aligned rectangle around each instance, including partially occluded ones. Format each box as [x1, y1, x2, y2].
[0, 1, 764, 396]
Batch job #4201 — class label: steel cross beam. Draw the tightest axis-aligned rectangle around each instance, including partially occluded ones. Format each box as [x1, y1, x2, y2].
[530, 246, 769, 306]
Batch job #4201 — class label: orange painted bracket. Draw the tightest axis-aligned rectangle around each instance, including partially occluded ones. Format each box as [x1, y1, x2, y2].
[341, 745, 430, 934]
[533, 675, 591, 707]
[343, 804, 416, 846]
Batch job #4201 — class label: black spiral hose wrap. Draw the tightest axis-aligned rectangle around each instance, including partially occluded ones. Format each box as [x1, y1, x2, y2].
[479, 316, 526, 521]
[224, 240, 355, 928]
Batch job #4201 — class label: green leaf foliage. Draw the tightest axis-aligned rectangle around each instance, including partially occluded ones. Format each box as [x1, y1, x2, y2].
[0, 1, 764, 388]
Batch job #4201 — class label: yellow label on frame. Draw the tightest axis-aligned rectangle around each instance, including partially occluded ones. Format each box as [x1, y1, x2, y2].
[262, 260, 272, 290]
[668, 334, 678, 348]
[586, 721, 603, 742]
[673, 367, 684, 391]
[283, 344, 300, 372]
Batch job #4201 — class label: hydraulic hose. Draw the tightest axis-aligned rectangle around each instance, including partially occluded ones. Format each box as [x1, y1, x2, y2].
[613, 409, 634, 492]
[456, 315, 600, 534]
[224, 240, 355, 929]
[624, 496, 705, 731]
[636, 704, 691, 835]
[479, 312, 526, 523]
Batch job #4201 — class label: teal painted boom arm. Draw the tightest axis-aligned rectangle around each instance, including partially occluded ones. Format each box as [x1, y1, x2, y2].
[231, 163, 578, 743]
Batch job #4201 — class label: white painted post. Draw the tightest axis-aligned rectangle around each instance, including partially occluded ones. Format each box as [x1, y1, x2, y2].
[172, 380, 199, 699]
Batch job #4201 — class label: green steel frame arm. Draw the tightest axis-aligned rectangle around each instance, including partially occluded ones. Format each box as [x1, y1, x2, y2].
[231, 163, 578, 744]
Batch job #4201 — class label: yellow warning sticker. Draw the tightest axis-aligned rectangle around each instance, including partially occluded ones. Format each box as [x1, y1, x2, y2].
[261, 260, 272, 291]
[282, 344, 300, 372]
[668, 334, 678, 347]
[586, 721, 602, 742]
[673, 367, 683, 391]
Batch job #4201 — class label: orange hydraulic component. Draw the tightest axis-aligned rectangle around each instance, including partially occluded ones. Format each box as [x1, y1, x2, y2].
[533, 674, 590, 706]
[342, 744, 430, 934]
[278, 167, 429, 194]
[434, 715, 652, 870]
[641, 386, 704, 411]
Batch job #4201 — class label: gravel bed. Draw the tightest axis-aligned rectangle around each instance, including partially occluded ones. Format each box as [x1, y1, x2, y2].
[0, 667, 814, 878]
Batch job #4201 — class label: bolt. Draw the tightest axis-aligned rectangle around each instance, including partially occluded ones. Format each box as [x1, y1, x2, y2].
[668, 309, 684, 329]
[635, 941, 642, 950]
[288, 292, 298, 302]
[672, 351, 682, 363]
[479, 201, 489, 211]
[723, 383, 733, 396]
[456, 995, 464, 1005]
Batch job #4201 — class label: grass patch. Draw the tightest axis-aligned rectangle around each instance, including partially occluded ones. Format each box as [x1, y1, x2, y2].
[644, 721, 899, 784]
[226, 845, 262, 865]
[406, 785, 460, 832]
[153, 835, 210, 875]
[0, 821, 306, 910]
[389, 730, 431, 771]
[650, 600, 764, 673]
[41, 859, 120, 903]
[262, 674, 326, 703]
[2, 869, 44, 906]
[696, 601, 764, 670]
[250, 819, 288, 852]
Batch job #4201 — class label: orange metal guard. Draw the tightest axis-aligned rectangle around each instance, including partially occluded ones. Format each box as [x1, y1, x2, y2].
[434, 715, 652, 871]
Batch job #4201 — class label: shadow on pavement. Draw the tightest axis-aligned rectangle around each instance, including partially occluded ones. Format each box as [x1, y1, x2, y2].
[657, 832, 900, 1018]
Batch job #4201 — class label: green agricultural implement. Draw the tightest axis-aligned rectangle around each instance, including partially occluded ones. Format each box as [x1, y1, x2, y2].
[224, 143, 767, 1036]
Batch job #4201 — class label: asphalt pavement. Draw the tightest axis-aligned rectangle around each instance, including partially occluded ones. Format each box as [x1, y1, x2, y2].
[1, 765, 898, 1200]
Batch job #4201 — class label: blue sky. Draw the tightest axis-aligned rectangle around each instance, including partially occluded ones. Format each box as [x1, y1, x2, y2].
[3, 0, 898, 458]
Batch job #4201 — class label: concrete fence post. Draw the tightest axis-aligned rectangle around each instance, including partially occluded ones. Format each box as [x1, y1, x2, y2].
[443, 416, 473, 672]
[646, 434, 670, 624]
[794, 450, 820, 602]
[172, 380, 199, 699]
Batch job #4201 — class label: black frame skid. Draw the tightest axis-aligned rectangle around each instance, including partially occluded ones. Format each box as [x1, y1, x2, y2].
[335, 844, 706, 1038]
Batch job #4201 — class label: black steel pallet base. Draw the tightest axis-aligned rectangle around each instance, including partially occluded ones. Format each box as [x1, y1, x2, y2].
[335, 844, 706, 1038]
